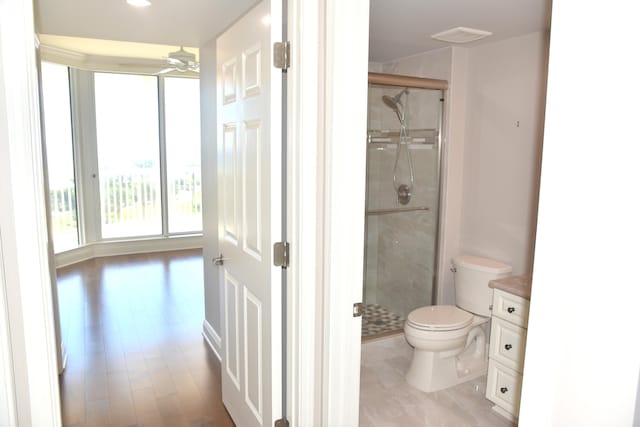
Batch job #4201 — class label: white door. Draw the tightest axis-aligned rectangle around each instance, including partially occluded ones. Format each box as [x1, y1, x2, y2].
[216, 1, 283, 426]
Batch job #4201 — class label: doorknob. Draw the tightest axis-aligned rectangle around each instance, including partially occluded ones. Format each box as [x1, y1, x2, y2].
[212, 254, 230, 266]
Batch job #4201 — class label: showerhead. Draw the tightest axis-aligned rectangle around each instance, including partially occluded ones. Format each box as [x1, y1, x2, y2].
[382, 88, 408, 123]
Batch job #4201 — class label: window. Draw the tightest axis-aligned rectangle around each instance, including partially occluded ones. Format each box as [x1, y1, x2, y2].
[41, 62, 79, 252]
[40, 66, 202, 252]
[165, 77, 202, 233]
[94, 73, 162, 239]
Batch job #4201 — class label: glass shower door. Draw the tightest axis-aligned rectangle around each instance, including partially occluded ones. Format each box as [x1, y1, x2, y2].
[362, 84, 443, 338]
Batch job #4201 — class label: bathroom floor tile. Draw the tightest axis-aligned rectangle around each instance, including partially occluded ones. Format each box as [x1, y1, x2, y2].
[362, 304, 405, 337]
[360, 335, 515, 427]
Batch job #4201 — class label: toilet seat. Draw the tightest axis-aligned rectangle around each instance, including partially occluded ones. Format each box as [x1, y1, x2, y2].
[407, 305, 473, 331]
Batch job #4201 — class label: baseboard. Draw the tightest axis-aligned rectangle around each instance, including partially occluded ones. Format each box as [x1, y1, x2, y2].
[55, 245, 94, 268]
[54, 235, 204, 268]
[202, 319, 222, 361]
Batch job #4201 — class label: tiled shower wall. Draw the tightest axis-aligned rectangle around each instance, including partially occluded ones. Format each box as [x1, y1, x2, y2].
[364, 86, 442, 319]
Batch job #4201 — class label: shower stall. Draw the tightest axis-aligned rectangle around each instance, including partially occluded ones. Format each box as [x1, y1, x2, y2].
[362, 73, 446, 338]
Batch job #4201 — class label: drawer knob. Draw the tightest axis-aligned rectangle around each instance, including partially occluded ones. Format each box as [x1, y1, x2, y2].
[505, 344, 512, 350]
[500, 387, 508, 394]
[507, 307, 516, 313]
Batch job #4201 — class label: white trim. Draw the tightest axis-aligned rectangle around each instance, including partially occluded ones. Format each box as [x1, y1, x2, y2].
[202, 319, 222, 360]
[0, 0, 62, 423]
[54, 234, 203, 268]
[320, 0, 370, 425]
[0, 234, 18, 427]
[286, 0, 324, 425]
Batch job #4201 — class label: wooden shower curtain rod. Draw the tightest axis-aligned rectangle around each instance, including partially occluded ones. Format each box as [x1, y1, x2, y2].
[368, 72, 448, 90]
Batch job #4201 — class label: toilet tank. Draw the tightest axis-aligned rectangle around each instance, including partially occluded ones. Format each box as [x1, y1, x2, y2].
[453, 255, 512, 316]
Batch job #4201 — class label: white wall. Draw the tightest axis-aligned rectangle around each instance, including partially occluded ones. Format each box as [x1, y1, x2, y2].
[199, 36, 222, 357]
[460, 32, 548, 276]
[519, 1, 640, 425]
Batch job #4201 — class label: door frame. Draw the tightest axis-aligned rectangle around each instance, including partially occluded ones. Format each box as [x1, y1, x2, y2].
[0, 0, 63, 425]
[287, 0, 370, 425]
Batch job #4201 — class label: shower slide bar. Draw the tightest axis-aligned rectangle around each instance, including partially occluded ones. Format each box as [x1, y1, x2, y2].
[366, 206, 430, 215]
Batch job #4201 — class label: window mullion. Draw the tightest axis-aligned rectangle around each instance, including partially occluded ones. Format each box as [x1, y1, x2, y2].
[158, 76, 169, 237]
[69, 68, 101, 245]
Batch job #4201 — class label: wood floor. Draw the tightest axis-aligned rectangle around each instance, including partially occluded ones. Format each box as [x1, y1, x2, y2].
[56, 249, 234, 427]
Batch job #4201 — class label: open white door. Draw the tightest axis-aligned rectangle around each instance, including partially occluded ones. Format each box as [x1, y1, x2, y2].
[216, 1, 283, 426]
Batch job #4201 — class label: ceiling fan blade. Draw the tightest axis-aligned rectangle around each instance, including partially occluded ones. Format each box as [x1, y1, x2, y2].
[166, 57, 183, 66]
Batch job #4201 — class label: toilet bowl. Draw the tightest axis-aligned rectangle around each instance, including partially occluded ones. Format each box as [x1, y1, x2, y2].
[404, 255, 511, 393]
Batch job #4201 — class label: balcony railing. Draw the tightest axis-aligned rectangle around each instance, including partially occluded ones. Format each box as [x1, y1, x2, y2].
[49, 168, 202, 249]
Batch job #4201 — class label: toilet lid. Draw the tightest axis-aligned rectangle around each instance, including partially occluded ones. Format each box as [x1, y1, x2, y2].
[407, 305, 473, 331]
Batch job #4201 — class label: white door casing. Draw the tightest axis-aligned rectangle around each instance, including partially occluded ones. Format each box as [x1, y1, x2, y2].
[217, 1, 283, 426]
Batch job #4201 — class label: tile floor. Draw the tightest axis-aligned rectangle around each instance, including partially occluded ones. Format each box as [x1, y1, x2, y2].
[56, 249, 234, 427]
[362, 304, 405, 338]
[360, 334, 515, 427]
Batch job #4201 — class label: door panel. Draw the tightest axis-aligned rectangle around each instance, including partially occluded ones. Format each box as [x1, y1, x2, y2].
[243, 120, 262, 260]
[217, 1, 282, 426]
[224, 271, 241, 389]
[222, 124, 239, 244]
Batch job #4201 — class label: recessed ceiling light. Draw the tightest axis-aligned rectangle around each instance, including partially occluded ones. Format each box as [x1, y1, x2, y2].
[431, 27, 492, 44]
[126, 0, 151, 7]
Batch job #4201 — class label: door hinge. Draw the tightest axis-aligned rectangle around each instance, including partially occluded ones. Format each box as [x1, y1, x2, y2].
[273, 41, 291, 70]
[353, 302, 364, 317]
[274, 418, 289, 427]
[273, 241, 290, 268]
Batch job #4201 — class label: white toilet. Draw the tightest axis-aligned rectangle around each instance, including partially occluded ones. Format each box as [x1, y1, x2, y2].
[404, 255, 512, 393]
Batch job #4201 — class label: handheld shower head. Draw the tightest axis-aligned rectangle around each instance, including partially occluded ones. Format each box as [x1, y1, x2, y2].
[382, 88, 408, 123]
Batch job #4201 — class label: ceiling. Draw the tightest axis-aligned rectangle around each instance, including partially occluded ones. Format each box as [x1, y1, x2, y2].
[36, 0, 551, 63]
[36, 0, 258, 50]
[369, 0, 551, 62]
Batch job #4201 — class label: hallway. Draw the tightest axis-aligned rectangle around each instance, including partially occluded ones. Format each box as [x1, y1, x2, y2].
[56, 249, 234, 426]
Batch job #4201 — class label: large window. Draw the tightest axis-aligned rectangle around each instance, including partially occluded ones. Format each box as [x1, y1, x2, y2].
[40, 65, 202, 252]
[94, 73, 162, 239]
[41, 62, 79, 252]
[165, 77, 202, 233]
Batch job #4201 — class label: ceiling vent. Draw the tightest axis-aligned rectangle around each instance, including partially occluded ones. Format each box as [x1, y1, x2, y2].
[431, 27, 492, 44]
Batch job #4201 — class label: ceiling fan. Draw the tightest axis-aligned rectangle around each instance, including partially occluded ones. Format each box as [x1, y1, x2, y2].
[157, 46, 199, 74]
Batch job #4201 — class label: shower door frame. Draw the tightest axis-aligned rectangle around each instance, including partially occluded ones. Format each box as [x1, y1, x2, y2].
[365, 71, 448, 315]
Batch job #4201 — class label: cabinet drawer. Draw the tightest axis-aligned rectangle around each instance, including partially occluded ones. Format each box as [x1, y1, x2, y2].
[492, 289, 529, 327]
[489, 317, 527, 372]
[486, 361, 522, 417]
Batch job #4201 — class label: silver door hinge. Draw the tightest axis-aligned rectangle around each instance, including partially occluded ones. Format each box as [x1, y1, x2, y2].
[273, 41, 290, 70]
[273, 241, 290, 268]
[353, 302, 364, 317]
[275, 418, 289, 427]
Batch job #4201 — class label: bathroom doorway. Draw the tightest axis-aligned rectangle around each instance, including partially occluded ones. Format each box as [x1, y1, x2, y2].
[362, 74, 445, 339]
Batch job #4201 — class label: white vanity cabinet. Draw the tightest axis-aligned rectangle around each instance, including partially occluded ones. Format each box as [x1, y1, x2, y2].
[486, 279, 531, 421]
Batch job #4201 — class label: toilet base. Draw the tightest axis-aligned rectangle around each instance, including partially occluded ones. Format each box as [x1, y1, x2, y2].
[405, 337, 488, 393]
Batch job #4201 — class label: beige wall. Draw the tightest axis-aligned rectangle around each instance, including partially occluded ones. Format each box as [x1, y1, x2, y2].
[460, 32, 548, 275]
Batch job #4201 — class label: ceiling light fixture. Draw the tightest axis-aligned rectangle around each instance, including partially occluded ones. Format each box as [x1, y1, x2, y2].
[431, 27, 492, 44]
[126, 0, 151, 7]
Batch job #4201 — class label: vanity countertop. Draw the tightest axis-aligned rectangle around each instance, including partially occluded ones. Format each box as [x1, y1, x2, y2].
[488, 275, 531, 300]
